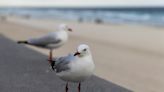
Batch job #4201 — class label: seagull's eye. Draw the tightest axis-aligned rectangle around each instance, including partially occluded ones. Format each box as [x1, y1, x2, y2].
[83, 49, 87, 51]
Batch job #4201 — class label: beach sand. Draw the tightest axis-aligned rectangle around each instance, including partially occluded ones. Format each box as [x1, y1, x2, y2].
[0, 16, 164, 92]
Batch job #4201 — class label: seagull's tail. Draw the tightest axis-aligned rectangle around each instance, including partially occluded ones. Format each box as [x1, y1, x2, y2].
[17, 41, 28, 44]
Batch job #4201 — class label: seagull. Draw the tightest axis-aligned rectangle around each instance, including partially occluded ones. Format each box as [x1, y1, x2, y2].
[51, 44, 95, 92]
[17, 24, 72, 69]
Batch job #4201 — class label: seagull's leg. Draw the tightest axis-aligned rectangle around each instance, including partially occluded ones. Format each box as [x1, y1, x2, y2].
[48, 50, 54, 70]
[49, 50, 53, 61]
[78, 82, 81, 92]
[65, 82, 68, 92]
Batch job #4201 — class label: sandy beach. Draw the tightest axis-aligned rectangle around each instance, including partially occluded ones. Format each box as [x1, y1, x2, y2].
[0, 16, 164, 92]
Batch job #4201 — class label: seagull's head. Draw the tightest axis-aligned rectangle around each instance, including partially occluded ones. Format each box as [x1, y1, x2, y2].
[59, 24, 72, 32]
[74, 44, 91, 57]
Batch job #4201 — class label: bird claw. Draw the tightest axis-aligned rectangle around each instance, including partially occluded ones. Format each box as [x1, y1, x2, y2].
[51, 66, 55, 71]
[47, 59, 55, 71]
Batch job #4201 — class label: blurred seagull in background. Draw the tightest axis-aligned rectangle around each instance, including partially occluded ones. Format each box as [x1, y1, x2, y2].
[17, 24, 72, 69]
[51, 44, 95, 92]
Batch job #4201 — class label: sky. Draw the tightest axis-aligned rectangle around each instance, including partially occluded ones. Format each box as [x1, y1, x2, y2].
[0, 0, 164, 7]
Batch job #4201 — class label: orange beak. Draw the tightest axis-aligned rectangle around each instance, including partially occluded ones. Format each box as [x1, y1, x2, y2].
[74, 52, 80, 56]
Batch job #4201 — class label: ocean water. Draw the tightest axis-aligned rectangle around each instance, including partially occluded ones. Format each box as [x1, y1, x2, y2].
[0, 7, 164, 26]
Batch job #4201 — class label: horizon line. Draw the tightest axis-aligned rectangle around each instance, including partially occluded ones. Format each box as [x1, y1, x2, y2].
[0, 6, 164, 8]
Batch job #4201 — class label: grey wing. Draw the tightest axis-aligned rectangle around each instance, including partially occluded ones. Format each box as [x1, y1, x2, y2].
[54, 54, 74, 73]
[28, 33, 61, 47]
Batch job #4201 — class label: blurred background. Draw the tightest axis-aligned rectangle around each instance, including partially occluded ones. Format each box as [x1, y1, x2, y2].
[1, 7, 164, 26]
[0, 0, 164, 92]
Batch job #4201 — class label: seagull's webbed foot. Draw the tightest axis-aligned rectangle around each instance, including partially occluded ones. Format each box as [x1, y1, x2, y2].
[47, 59, 55, 71]
[51, 60, 55, 70]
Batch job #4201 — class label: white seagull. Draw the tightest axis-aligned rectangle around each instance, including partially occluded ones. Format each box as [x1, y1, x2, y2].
[17, 24, 72, 69]
[51, 44, 95, 92]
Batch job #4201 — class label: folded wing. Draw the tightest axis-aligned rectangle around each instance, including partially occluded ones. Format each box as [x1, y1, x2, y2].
[54, 54, 74, 73]
[28, 33, 61, 47]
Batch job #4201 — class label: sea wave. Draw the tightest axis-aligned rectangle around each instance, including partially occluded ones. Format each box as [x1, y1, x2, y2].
[1, 8, 164, 26]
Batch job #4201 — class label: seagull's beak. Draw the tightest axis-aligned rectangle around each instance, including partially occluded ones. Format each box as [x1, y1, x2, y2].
[74, 52, 80, 56]
[68, 28, 72, 32]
